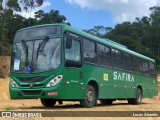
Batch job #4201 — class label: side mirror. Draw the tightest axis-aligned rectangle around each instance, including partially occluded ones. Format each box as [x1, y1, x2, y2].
[66, 35, 72, 49]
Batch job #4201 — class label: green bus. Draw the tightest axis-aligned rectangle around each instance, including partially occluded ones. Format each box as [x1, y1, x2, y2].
[10, 23, 158, 108]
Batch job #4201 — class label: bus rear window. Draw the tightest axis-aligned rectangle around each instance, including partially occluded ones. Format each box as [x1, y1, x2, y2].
[14, 26, 61, 41]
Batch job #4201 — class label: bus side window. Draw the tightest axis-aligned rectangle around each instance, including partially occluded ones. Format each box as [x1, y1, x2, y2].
[142, 60, 150, 75]
[111, 48, 122, 69]
[65, 39, 81, 63]
[83, 39, 97, 64]
[123, 53, 132, 71]
[149, 62, 156, 77]
[104, 46, 111, 66]
[97, 44, 111, 67]
[133, 57, 142, 73]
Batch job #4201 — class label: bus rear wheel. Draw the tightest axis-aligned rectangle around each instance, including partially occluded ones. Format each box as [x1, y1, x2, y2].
[80, 84, 96, 108]
[40, 99, 56, 107]
[100, 99, 113, 105]
[127, 88, 142, 105]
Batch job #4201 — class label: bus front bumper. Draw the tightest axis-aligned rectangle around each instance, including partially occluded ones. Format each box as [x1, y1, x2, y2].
[9, 84, 65, 99]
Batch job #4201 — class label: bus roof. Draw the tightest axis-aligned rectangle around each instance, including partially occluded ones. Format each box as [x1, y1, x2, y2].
[16, 23, 155, 62]
[17, 24, 59, 32]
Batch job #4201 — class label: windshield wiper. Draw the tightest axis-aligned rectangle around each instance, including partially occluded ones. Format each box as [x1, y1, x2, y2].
[22, 40, 29, 66]
[36, 36, 49, 59]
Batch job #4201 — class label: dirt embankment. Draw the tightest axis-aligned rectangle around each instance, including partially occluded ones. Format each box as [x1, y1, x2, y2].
[156, 74, 160, 101]
[0, 56, 10, 77]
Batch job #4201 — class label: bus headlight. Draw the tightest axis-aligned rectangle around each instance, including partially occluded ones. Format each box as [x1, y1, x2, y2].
[10, 78, 19, 88]
[46, 75, 63, 87]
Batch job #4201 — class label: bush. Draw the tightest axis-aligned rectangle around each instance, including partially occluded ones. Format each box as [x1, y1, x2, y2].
[4, 105, 15, 110]
[0, 72, 4, 78]
[157, 65, 160, 74]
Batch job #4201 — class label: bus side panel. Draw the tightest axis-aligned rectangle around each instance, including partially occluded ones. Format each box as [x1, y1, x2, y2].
[62, 68, 85, 99]
[143, 76, 152, 98]
[150, 77, 158, 97]
[97, 67, 116, 99]
[112, 70, 135, 99]
[134, 75, 158, 98]
[126, 87, 136, 98]
[124, 73, 136, 98]
[133, 74, 147, 98]
[114, 70, 126, 99]
[62, 64, 158, 100]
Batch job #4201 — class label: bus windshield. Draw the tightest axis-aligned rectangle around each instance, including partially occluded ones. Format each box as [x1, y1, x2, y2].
[11, 38, 61, 73]
[14, 26, 61, 41]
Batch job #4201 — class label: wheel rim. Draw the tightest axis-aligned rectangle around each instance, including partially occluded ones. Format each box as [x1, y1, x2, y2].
[86, 90, 94, 103]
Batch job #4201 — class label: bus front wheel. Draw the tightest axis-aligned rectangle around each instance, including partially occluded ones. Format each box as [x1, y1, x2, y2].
[127, 88, 142, 105]
[40, 99, 56, 107]
[80, 84, 97, 108]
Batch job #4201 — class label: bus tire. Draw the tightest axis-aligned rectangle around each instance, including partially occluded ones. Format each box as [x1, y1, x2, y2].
[127, 88, 142, 105]
[80, 84, 96, 108]
[40, 99, 56, 107]
[100, 99, 113, 105]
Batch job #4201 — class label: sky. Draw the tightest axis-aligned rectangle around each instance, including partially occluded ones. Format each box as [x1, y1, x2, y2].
[22, 0, 160, 30]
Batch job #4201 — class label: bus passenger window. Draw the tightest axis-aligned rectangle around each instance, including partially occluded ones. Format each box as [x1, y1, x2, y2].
[142, 60, 150, 75]
[111, 48, 122, 69]
[83, 39, 97, 64]
[97, 44, 111, 67]
[65, 39, 81, 62]
[123, 53, 132, 71]
[133, 57, 142, 73]
[149, 62, 156, 76]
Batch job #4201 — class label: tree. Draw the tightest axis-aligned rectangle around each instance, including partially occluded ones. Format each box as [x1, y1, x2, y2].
[104, 6, 160, 67]
[20, 0, 43, 17]
[34, 9, 68, 24]
[7, 0, 21, 12]
[0, 0, 71, 56]
[83, 26, 113, 37]
[0, 0, 3, 10]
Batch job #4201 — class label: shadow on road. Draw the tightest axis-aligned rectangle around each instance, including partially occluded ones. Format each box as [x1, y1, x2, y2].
[16, 101, 149, 110]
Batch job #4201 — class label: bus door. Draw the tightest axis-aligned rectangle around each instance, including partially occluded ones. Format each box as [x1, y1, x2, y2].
[63, 32, 84, 99]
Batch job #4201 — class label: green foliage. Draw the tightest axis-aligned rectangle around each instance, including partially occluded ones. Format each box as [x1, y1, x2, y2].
[83, 26, 113, 37]
[0, 1, 69, 56]
[157, 65, 160, 73]
[85, 6, 160, 67]
[7, 0, 21, 12]
[4, 105, 14, 110]
[0, 72, 3, 78]
[20, 0, 43, 12]
[0, 0, 3, 10]
[34, 10, 67, 24]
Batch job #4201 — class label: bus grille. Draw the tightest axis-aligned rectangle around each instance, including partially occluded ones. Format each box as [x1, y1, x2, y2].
[20, 84, 45, 88]
[22, 90, 42, 95]
[17, 76, 48, 82]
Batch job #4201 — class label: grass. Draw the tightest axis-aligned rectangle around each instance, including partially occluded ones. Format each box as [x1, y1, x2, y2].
[21, 103, 26, 109]
[4, 105, 14, 111]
